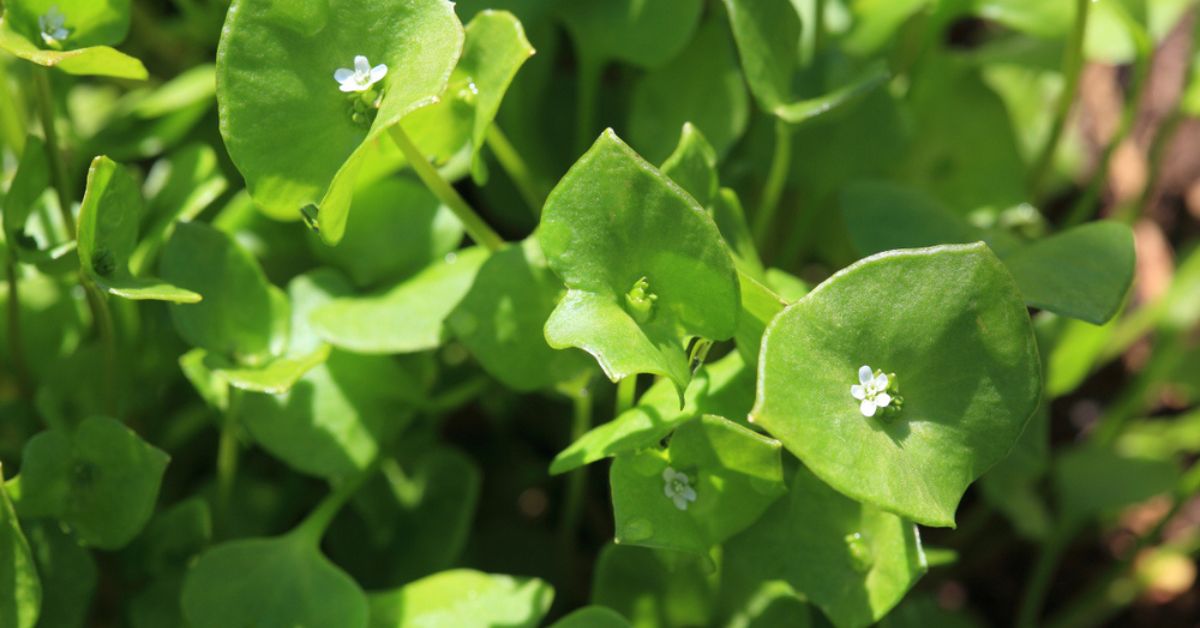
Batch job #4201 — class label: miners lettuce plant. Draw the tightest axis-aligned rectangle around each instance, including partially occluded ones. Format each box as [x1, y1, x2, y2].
[3, 0, 1190, 627]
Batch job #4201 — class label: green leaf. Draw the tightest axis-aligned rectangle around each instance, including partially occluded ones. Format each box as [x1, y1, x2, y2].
[660, 123, 718, 208]
[724, 467, 926, 628]
[773, 67, 890, 125]
[204, 344, 332, 395]
[539, 130, 740, 394]
[447, 237, 591, 391]
[551, 351, 755, 474]
[1001, 221, 1135, 325]
[713, 189, 764, 278]
[10, 416, 169, 549]
[980, 405, 1051, 540]
[160, 221, 279, 363]
[591, 544, 716, 628]
[127, 498, 212, 577]
[628, 14, 749, 162]
[0, 20, 145, 79]
[23, 520, 97, 628]
[367, 569, 554, 628]
[752, 244, 1041, 527]
[131, 143, 230, 274]
[558, 0, 703, 69]
[611, 414, 785, 555]
[182, 532, 368, 628]
[308, 176, 463, 288]
[720, 0, 800, 112]
[733, 271, 786, 365]
[76, 156, 201, 303]
[2, 0, 132, 48]
[1054, 445, 1178, 523]
[216, 0, 464, 244]
[2, 135, 49, 258]
[551, 607, 633, 628]
[0, 465, 41, 628]
[311, 246, 489, 354]
[459, 10, 534, 176]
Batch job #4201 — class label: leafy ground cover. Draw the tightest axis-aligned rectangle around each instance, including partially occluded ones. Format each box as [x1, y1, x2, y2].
[1, 0, 1200, 626]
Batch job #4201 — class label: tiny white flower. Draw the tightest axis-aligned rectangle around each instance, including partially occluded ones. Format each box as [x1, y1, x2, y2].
[334, 55, 388, 93]
[662, 467, 697, 511]
[850, 365, 892, 418]
[38, 5, 70, 46]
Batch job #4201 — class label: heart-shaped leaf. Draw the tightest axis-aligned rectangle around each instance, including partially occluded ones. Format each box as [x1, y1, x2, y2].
[752, 244, 1041, 527]
[9, 416, 169, 549]
[539, 130, 739, 394]
[77, 156, 201, 303]
[0, 0, 145, 78]
[723, 467, 927, 628]
[368, 569, 554, 628]
[447, 237, 591, 391]
[160, 221, 280, 364]
[610, 414, 785, 555]
[551, 351, 754, 474]
[0, 464, 40, 628]
[216, 0, 464, 244]
[182, 532, 368, 628]
[628, 14, 749, 162]
[311, 246, 489, 354]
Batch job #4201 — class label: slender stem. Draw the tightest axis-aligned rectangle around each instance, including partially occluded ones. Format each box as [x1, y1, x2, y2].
[486, 124, 547, 216]
[31, 67, 74, 234]
[215, 389, 243, 536]
[1017, 522, 1076, 628]
[574, 54, 602, 156]
[752, 118, 794, 257]
[292, 461, 379, 546]
[614, 375, 637, 417]
[558, 383, 593, 550]
[811, 0, 825, 63]
[5, 258, 30, 398]
[82, 279, 117, 414]
[1117, 110, 1181, 223]
[387, 125, 504, 252]
[1029, 0, 1091, 199]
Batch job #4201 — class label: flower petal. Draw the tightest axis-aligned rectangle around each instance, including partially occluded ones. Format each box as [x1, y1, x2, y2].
[662, 467, 675, 482]
[334, 68, 354, 83]
[354, 55, 370, 74]
[370, 64, 388, 83]
[859, 365, 873, 385]
[338, 82, 359, 93]
[850, 384, 866, 400]
[672, 495, 689, 510]
[682, 486, 697, 501]
[860, 399, 877, 417]
[875, 392, 892, 407]
[874, 373, 889, 390]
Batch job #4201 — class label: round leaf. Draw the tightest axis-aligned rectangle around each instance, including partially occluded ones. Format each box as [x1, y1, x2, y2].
[367, 569, 554, 628]
[752, 244, 1041, 527]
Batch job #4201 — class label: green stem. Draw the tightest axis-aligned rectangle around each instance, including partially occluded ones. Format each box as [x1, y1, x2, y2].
[574, 54, 602, 156]
[5, 258, 30, 398]
[31, 67, 74, 234]
[292, 461, 379, 547]
[1017, 522, 1076, 628]
[486, 124, 547, 216]
[0, 60, 27, 155]
[1029, 0, 1091, 199]
[614, 375, 637, 417]
[752, 118, 794, 257]
[387, 125, 505, 252]
[558, 383, 593, 551]
[215, 389, 243, 536]
[81, 279, 117, 415]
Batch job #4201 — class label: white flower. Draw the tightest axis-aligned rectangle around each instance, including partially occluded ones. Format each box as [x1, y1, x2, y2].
[38, 5, 70, 46]
[662, 467, 697, 511]
[334, 55, 387, 93]
[850, 365, 892, 418]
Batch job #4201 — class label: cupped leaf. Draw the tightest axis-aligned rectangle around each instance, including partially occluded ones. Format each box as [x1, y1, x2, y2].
[539, 130, 739, 394]
[551, 351, 755, 474]
[610, 414, 785, 555]
[367, 569, 554, 628]
[182, 532, 368, 628]
[0, 465, 41, 628]
[160, 221, 279, 363]
[752, 244, 1041, 527]
[311, 246, 488, 354]
[447, 237, 591, 391]
[216, 0, 464, 244]
[628, 14, 749, 162]
[309, 176, 463, 288]
[557, 0, 702, 69]
[724, 467, 926, 628]
[9, 416, 169, 549]
[77, 156, 201, 303]
[1001, 221, 1135, 325]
